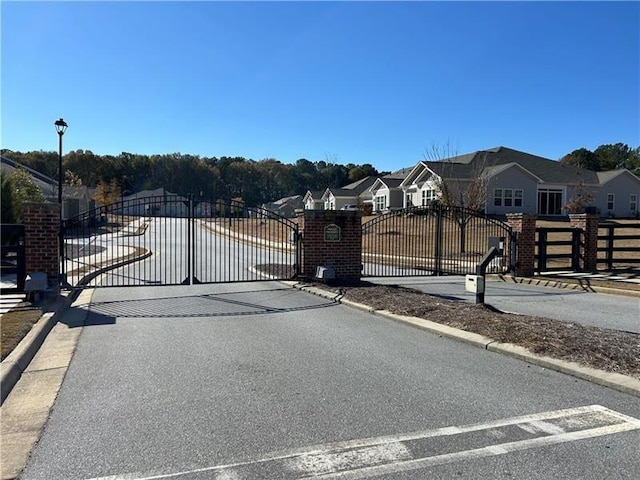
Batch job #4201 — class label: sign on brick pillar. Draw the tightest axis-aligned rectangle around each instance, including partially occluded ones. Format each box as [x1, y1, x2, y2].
[506, 213, 536, 277]
[569, 213, 599, 272]
[22, 202, 61, 288]
[297, 209, 363, 280]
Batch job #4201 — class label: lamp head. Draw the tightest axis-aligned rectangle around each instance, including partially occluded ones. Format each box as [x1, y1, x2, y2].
[54, 118, 68, 135]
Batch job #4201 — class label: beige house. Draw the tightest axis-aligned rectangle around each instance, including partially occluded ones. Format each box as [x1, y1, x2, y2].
[396, 147, 640, 217]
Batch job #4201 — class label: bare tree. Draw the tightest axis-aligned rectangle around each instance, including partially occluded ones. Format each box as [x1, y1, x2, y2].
[423, 142, 490, 253]
[564, 183, 595, 214]
[424, 142, 488, 212]
[94, 179, 121, 211]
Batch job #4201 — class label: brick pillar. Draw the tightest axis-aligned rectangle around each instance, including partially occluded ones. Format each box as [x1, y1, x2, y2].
[297, 209, 362, 281]
[506, 213, 536, 277]
[569, 213, 599, 272]
[23, 202, 61, 288]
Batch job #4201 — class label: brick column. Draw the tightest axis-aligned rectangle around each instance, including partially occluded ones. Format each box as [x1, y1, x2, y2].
[569, 213, 599, 272]
[506, 213, 536, 277]
[23, 202, 61, 288]
[297, 209, 362, 281]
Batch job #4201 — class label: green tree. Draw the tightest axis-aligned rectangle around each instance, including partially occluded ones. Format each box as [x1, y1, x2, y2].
[1, 171, 15, 223]
[559, 148, 598, 170]
[594, 143, 633, 171]
[1, 168, 45, 222]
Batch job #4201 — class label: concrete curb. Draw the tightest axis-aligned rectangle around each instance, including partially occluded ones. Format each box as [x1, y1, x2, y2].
[289, 282, 640, 399]
[0, 289, 93, 480]
[0, 291, 76, 405]
[75, 248, 152, 287]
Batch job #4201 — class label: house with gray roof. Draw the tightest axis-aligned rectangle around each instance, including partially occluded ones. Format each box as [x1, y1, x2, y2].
[398, 146, 640, 217]
[321, 176, 379, 210]
[368, 168, 413, 212]
[262, 195, 304, 218]
[302, 190, 325, 210]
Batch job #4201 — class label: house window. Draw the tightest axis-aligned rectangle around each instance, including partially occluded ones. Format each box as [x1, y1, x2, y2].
[494, 189, 503, 207]
[375, 195, 386, 212]
[422, 189, 436, 205]
[607, 194, 614, 211]
[538, 189, 563, 215]
[504, 189, 513, 207]
[631, 194, 638, 212]
[514, 189, 523, 207]
[406, 193, 414, 207]
[494, 189, 523, 208]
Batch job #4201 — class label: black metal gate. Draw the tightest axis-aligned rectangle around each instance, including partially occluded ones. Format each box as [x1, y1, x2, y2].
[1, 224, 26, 292]
[362, 205, 515, 277]
[63, 196, 300, 287]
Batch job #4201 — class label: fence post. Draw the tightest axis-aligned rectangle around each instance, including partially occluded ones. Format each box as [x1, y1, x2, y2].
[434, 204, 443, 275]
[506, 213, 536, 277]
[537, 229, 547, 273]
[297, 209, 362, 281]
[605, 225, 614, 271]
[571, 229, 582, 271]
[23, 202, 61, 289]
[569, 213, 599, 272]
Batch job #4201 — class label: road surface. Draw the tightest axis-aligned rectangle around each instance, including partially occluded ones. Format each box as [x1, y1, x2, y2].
[366, 275, 640, 334]
[19, 282, 640, 480]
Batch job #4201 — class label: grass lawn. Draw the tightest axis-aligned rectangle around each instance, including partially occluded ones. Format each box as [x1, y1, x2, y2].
[1, 302, 42, 361]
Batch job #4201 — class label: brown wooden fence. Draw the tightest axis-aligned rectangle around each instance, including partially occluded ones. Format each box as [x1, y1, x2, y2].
[536, 222, 640, 273]
[598, 223, 640, 271]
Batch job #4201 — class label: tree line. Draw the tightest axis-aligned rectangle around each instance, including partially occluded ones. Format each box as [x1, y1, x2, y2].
[2, 142, 637, 223]
[0, 149, 383, 208]
[559, 143, 640, 173]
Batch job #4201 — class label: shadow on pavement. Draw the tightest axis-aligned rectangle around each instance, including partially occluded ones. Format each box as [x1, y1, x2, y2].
[86, 290, 338, 319]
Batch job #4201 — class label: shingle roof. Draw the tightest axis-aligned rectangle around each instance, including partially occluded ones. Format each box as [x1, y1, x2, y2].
[341, 176, 378, 193]
[596, 169, 640, 185]
[428, 146, 601, 185]
[377, 177, 403, 188]
[386, 167, 414, 178]
[326, 188, 358, 198]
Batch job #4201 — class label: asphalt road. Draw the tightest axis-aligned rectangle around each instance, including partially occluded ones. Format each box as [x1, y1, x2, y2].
[366, 276, 640, 334]
[19, 281, 640, 480]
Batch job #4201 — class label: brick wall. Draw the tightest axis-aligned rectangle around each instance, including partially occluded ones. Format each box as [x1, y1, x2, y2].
[297, 210, 362, 280]
[506, 213, 536, 277]
[23, 202, 60, 287]
[569, 213, 599, 272]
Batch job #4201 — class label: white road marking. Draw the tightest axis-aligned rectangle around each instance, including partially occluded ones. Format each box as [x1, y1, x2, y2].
[289, 442, 412, 476]
[87, 405, 640, 480]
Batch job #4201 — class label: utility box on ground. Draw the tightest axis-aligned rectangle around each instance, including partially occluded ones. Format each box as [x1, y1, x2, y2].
[465, 274, 485, 294]
[315, 265, 336, 280]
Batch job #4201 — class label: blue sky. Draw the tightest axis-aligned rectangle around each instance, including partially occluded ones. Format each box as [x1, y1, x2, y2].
[2, 1, 638, 173]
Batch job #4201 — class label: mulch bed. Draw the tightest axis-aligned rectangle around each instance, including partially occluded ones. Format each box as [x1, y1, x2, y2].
[318, 283, 640, 379]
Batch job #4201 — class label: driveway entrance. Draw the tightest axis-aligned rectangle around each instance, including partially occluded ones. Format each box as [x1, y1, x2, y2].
[63, 196, 300, 287]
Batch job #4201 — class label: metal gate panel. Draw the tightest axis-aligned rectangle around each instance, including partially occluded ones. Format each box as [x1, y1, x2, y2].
[362, 205, 514, 277]
[192, 199, 299, 284]
[63, 196, 300, 288]
[1, 224, 26, 292]
[362, 208, 438, 277]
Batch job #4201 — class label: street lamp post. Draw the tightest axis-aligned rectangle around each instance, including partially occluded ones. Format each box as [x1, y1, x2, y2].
[54, 118, 68, 286]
